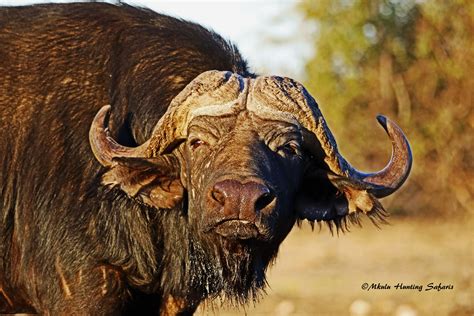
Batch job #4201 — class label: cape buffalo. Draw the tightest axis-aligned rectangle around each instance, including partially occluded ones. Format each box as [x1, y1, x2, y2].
[0, 3, 412, 315]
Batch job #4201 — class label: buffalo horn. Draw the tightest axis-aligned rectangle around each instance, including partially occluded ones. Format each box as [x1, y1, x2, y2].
[346, 115, 412, 198]
[89, 105, 150, 167]
[251, 76, 412, 198]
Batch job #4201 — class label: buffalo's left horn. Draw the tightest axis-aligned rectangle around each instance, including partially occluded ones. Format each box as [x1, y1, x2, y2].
[251, 76, 412, 198]
[89, 105, 150, 167]
[346, 115, 412, 198]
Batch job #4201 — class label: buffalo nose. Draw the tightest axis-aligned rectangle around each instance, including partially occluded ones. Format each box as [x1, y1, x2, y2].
[210, 179, 276, 217]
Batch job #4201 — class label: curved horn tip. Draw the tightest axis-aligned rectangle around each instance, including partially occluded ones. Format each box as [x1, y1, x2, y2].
[376, 114, 388, 131]
[89, 105, 115, 167]
[90, 105, 152, 167]
[95, 105, 112, 128]
[340, 115, 412, 198]
[364, 115, 413, 198]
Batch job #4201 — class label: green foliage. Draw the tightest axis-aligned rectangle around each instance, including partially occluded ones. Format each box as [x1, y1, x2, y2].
[299, 0, 473, 216]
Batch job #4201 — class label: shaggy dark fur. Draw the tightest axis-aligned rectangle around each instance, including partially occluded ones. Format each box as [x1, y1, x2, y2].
[0, 3, 255, 314]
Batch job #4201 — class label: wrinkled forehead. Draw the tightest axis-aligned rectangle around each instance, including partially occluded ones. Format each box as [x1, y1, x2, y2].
[187, 71, 304, 126]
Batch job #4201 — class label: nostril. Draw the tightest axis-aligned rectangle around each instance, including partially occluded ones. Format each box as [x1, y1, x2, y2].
[211, 188, 226, 205]
[210, 180, 276, 214]
[255, 191, 275, 211]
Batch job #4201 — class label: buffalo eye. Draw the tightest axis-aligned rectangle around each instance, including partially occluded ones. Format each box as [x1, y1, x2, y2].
[189, 138, 207, 151]
[278, 141, 301, 157]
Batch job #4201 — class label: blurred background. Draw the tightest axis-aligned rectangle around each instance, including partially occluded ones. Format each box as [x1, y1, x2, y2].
[1, 0, 472, 315]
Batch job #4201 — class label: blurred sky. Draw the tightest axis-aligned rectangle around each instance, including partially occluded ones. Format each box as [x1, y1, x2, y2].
[0, 0, 315, 79]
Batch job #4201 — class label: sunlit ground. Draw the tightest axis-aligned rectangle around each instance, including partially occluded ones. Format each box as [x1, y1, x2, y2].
[196, 216, 473, 316]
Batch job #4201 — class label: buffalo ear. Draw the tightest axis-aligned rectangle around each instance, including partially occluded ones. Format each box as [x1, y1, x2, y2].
[101, 155, 183, 209]
[295, 170, 386, 223]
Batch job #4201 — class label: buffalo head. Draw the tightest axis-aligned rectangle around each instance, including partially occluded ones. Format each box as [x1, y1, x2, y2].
[89, 70, 411, 299]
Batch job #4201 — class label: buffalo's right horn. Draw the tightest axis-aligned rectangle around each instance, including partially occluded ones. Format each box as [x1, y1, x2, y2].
[90, 71, 246, 165]
[89, 105, 150, 167]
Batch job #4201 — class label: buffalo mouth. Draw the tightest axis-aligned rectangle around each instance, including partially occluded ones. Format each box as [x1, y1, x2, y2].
[213, 220, 260, 240]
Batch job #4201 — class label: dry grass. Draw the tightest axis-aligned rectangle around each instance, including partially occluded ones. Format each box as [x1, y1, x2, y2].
[196, 216, 473, 316]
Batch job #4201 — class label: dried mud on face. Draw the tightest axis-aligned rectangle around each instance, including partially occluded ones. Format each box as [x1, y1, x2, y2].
[196, 217, 473, 316]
